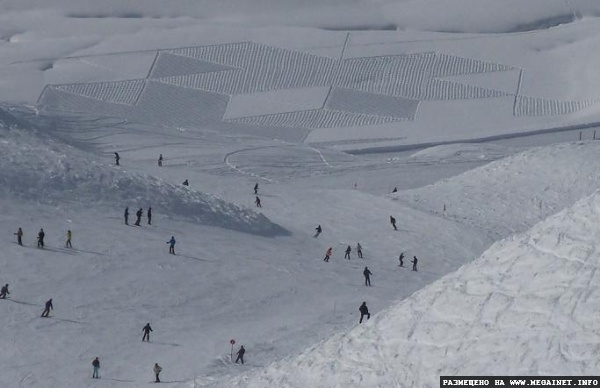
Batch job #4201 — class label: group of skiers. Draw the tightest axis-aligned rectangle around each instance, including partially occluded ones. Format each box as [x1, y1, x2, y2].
[13, 227, 73, 249]
[125, 206, 152, 226]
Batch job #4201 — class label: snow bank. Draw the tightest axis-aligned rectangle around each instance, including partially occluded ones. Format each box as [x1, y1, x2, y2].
[219, 190, 600, 387]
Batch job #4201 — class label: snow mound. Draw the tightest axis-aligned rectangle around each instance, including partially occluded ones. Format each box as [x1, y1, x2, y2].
[218, 190, 600, 387]
[0, 124, 287, 236]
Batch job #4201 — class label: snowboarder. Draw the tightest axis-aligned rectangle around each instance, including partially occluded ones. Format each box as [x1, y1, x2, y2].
[235, 345, 245, 364]
[390, 216, 397, 231]
[158, 154, 163, 167]
[324, 247, 332, 262]
[398, 252, 405, 267]
[92, 357, 100, 379]
[124, 207, 129, 225]
[37, 229, 45, 248]
[153, 363, 162, 383]
[359, 301, 370, 323]
[344, 245, 351, 259]
[0, 284, 9, 299]
[356, 243, 363, 258]
[147, 207, 152, 225]
[363, 267, 372, 286]
[41, 298, 53, 317]
[412, 256, 418, 271]
[182, 179, 189, 186]
[253, 183, 259, 194]
[134, 208, 143, 226]
[66, 230, 72, 248]
[313, 224, 322, 238]
[167, 236, 176, 254]
[114, 152, 120, 166]
[255, 196, 261, 208]
[14, 227, 23, 246]
[142, 323, 153, 342]
[392, 187, 398, 193]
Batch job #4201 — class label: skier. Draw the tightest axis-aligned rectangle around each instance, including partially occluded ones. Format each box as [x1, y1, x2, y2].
[147, 207, 152, 225]
[255, 196, 261, 208]
[167, 236, 176, 254]
[158, 154, 163, 167]
[134, 208, 143, 226]
[142, 323, 153, 342]
[37, 229, 45, 248]
[313, 224, 322, 238]
[235, 345, 245, 364]
[412, 256, 418, 271]
[344, 245, 351, 260]
[92, 357, 100, 379]
[392, 187, 398, 193]
[323, 247, 332, 262]
[153, 363, 162, 383]
[41, 298, 53, 317]
[114, 152, 120, 166]
[356, 243, 363, 258]
[359, 301, 370, 323]
[182, 179, 189, 186]
[124, 207, 129, 225]
[363, 266, 372, 286]
[66, 230, 72, 248]
[398, 252, 405, 267]
[14, 227, 23, 246]
[390, 216, 397, 231]
[0, 284, 9, 299]
[253, 183, 259, 194]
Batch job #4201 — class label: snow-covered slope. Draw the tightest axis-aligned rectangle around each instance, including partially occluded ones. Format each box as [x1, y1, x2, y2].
[220, 190, 600, 388]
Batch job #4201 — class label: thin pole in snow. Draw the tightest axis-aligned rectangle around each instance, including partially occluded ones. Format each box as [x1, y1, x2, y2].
[579, 131, 582, 141]
[594, 130, 596, 140]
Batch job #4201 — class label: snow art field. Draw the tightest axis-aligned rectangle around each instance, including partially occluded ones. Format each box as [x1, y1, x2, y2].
[1, 1, 600, 387]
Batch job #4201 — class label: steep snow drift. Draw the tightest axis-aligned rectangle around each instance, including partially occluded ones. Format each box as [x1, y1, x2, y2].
[0, 126, 286, 236]
[220, 190, 600, 387]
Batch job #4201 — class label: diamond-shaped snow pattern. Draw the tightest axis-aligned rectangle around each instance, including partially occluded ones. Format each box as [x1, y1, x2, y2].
[430, 53, 515, 77]
[149, 52, 237, 79]
[54, 79, 145, 105]
[515, 96, 597, 116]
[326, 88, 418, 119]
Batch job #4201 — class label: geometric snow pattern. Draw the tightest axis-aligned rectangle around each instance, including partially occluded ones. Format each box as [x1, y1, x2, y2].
[54, 79, 146, 106]
[149, 52, 237, 79]
[226, 109, 402, 129]
[326, 88, 418, 119]
[515, 96, 597, 116]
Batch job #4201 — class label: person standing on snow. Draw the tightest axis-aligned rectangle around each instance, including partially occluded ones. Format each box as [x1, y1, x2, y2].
[142, 323, 153, 342]
[314, 225, 322, 238]
[158, 154, 163, 167]
[235, 346, 245, 364]
[14, 227, 23, 246]
[324, 247, 332, 262]
[356, 243, 363, 258]
[398, 252, 405, 267]
[92, 357, 100, 379]
[359, 301, 370, 323]
[147, 207, 152, 225]
[167, 236, 176, 254]
[363, 267, 372, 286]
[254, 183, 259, 194]
[412, 256, 418, 271]
[0, 284, 10, 299]
[134, 208, 143, 226]
[41, 298, 53, 317]
[66, 230, 72, 248]
[114, 152, 120, 166]
[37, 229, 45, 248]
[153, 363, 162, 383]
[255, 196, 262, 208]
[390, 215, 397, 231]
[344, 245, 351, 260]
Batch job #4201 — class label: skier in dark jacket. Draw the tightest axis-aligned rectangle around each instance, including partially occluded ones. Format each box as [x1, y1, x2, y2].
[37, 229, 45, 248]
[134, 208, 143, 226]
[114, 152, 120, 166]
[412, 256, 418, 271]
[92, 357, 100, 379]
[14, 227, 23, 246]
[390, 216, 397, 231]
[314, 224, 322, 238]
[359, 302, 370, 323]
[147, 207, 152, 225]
[398, 252, 405, 267]
[142, 323, 153, 342]
[158, 154, 163, 167]
[255, 196, 261, 208]
[392, 187, 398, 193]
[363, 267, 372, 286]
[182, 179, 189, 186]
[254, 183, 259, 194]
[356, 243, 363, 258]
[0, 284, 9, 299]
[41, 298, 53, 317]
[235, 345, 245, 364]
[167, 236, 176, 254]
[344, 245, 351, 260]
[124, 207, 129, 225]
